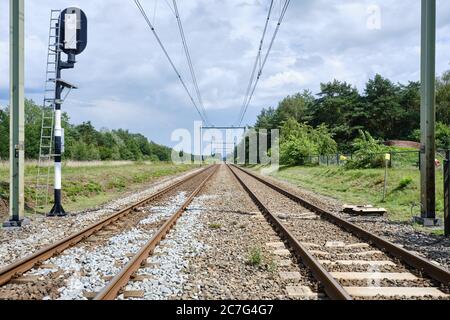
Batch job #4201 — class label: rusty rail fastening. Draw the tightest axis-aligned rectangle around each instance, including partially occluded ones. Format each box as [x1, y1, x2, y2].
[231, 165, 450, 289]
[94, 165, 219, 300]
[0, 165, 212, 287]
[228, 165, 352, 300]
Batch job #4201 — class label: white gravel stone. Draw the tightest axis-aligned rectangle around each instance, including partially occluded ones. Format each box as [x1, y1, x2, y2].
[0, 169, 202, 269]
[122, 195, 211, 300]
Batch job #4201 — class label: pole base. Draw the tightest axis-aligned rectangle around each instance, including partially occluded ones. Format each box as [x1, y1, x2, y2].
[48, 204, 67, 217]
[3, 218, 30, 228]
[413, 216, 442, 227]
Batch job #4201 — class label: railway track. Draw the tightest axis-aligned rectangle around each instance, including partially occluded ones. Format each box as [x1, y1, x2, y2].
[94, 165, 218, 300]
[0, 165, 217, 299]
[228, 165, 450, 300]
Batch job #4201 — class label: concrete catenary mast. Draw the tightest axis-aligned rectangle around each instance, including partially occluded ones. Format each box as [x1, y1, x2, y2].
[3, 0, 25, 228]
[417, 0, 441, 226]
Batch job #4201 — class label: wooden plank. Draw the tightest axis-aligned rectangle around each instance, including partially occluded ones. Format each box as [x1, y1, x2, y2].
[123, 290, 145, 299]
[11, 276, 40, 284]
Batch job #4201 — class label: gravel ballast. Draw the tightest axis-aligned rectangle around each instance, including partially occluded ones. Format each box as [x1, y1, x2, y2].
[0, 168, 203, 269]
[253, 168, 450, 271]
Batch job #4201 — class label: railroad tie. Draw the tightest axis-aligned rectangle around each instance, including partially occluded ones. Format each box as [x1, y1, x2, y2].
[286, 286, 319, 299]
[123, 290, 145, 299]
[344, 287, 448, 299]
[319, 260, 396, 267]
[279, 272, 302, 281]
[330, 272, 418, 281]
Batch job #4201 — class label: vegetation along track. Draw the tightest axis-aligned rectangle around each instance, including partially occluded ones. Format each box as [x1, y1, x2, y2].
[228, 165, 450, 300]
[0, 165, 216, 299]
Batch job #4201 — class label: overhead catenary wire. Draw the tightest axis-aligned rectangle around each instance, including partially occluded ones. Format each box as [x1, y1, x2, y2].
[237, 0, 274, 126]
[133, 0, 208, 124]
[172, 0, 210, 125]
[237, 0, 291, 126]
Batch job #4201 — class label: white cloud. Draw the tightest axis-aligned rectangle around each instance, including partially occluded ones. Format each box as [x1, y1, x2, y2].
[0, 0, 450, 147]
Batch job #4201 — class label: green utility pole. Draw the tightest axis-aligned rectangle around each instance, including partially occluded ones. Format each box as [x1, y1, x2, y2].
[4, 0, 25, 227]
[418, 0, 440, 226]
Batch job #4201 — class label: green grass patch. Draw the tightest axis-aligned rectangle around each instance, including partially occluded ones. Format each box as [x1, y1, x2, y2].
[209, 223, 222, 230]
[0, 162, 199, 216]
[264, 165, 445, 224]
[247, 247, 262, 267]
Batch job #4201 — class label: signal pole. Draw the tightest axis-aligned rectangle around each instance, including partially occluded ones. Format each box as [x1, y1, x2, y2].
[417, 0, 441, 226]
[48, 7, 87, 217]
[4, 0, 25, 228]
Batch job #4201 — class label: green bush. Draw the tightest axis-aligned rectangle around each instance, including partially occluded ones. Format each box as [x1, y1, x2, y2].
[280, 118, 336, 165]
[397, 177, 414, 190]
[247, 248, 262, 267]
[345, 131, 388, 169]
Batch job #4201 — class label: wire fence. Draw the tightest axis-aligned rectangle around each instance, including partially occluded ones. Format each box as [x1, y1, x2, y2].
[307, 150, 450, 170]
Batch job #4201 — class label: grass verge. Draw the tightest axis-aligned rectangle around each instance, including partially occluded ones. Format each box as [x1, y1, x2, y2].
[0, 161, 199, 218]
[259, 165, 444, 226]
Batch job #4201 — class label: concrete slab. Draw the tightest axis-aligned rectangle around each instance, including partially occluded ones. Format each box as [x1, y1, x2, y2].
[346, 243, 371, 249]
[286, 286, 317, 298]
[326, 241, 346, 248]
[320, 260, 396, 266]
[345, 287, 448, 298]
[349, 251, 384, 257]
[266, 242, 286, 249]
[331, 272, 418, 281]
[279, 272, 302, 281]
[274, 249, 291, 256]
[277, 260, 293, 267]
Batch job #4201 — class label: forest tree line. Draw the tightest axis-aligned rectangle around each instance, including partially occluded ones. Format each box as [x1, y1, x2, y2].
[0, 99, 172, 161]
[255, 71, 450, 147]
[252, 71, 450, 166]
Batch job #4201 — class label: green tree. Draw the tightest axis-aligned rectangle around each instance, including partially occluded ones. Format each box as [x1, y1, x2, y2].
[436, 122, 450, 149]
[397, 81, 421, 139]
[363, 74, 403, 140]
[437, 70, 450, 125]
[255, 107, 277, 130]
[276, 90, 314, 125]
[311, 80, 362, 145]
[0, 107, 9, 159]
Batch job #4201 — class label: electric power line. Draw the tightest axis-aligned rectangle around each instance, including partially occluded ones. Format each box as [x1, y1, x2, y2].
[172, 0, 210, 125]
[133, 0, 208, 124]
[237, 0, 291, 126]
[237, 0, 274, 126]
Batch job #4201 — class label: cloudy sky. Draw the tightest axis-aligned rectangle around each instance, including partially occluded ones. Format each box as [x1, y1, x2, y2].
[0, 0, 450, 148]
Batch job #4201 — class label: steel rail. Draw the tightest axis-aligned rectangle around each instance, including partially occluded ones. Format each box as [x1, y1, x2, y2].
[227, 165, 352, 300]
[232, 165, 450, 287]
[94, 165, 219, 300]
[0, 166, 211, 287]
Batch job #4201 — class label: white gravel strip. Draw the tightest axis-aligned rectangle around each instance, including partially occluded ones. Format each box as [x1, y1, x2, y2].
[121, 195, 215, 300]
[0, 168, 203, 269]
[52, 192, 190, 300]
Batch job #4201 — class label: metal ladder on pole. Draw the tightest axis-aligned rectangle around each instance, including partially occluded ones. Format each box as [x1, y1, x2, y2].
[35, 10, 61, 213]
